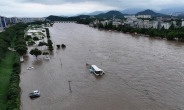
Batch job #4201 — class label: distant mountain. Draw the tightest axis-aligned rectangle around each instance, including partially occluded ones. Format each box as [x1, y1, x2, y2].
[77, 15, 90, 18]
[88, 11, 107, 15]
[46, 15, 89, 21]
[95, 10, 124, 18]
[74, 12, 89, 16]
[46, 15, 65, 21]
[178, 14, 184, 17]
[159, 7, 184, 14]
[121, 8, 146, 14]
[136, 9, 165, 17]
[59, 15, 68, 17]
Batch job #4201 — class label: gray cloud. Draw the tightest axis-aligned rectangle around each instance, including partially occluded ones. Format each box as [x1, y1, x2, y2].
[16, 0, 184, 9]
[18, 0, 65, 4]
[1, 0, 184, 17]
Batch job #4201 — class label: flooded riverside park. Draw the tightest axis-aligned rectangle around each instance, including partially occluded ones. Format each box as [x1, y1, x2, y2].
[20, 23, 184, 110]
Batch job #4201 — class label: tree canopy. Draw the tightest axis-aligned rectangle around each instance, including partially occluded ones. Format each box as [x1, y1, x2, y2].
[42, 51, 49, 58]
[33, 36, 39, 42]
[29, 48, 42, 59]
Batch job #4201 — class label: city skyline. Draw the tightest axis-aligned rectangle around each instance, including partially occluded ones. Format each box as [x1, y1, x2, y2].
[1, 0, 184, 17]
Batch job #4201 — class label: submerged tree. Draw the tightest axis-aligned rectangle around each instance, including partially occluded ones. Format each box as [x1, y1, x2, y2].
[38, 41, 48, 50]
[29, 48, 42, 59]
[42, 51, 49, 58]
[61, 44, 66, 48]
[56, 44, 60, 48]
[33, 36, 39, 44]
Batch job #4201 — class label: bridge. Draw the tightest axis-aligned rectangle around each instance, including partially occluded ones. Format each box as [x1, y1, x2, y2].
[53, 21, 76, 23]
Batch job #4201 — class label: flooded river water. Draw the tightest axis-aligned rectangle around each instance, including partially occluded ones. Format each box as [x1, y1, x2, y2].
[20, 23, 184, 110]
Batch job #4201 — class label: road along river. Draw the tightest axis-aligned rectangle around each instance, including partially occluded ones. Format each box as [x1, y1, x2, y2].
[20, 23, 184, 110]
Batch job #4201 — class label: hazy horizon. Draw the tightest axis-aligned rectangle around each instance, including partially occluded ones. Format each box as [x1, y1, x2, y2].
[1, 0, 184, 17]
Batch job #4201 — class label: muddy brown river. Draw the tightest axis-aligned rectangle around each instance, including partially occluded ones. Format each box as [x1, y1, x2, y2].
[20, 23, 184, 110]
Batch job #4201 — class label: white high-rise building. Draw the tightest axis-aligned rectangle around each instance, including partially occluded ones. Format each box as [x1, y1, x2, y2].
[11, 17, 18, 24]
[181, 20, 184, 27]
[161, 22, 171, 29]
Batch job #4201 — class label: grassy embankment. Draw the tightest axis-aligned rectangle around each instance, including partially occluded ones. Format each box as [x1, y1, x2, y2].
[0, 51, 15, 109]
[0, 35, 21, 110]
[0, 23, 27, 110]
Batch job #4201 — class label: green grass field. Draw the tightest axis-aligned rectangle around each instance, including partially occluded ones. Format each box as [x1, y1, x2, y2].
[0, 51, 15, 109]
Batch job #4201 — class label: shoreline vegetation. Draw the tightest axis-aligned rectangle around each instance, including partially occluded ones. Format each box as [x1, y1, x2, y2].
[0, 23, 28, 110]
[0, 21, 49, 110]
[77, 18, 184, 42]
[0, 23, 27, 110]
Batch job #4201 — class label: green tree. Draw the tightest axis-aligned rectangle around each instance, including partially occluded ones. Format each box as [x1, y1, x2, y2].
[29, 48, 42, 59]
[169, 23, 175, 30]
[47, 39, 54, 51]
[160, 26, 165, 31]
[27, 40, 35, 45]
[38, 41, 48, 50]
[15, 40, 26, 46]
[25, 35, 32, 41]
[167, 32, 175, 40]
[107, 22, 113, 29]
[61, 44, 66, 48]
[15, 45, 28, 55]
[45, 28, 50, 39]
[0, 39, 8, 52]
[112, 26, 117, 30]
[33, 36, 39, 44]
[98, 23, 104, 28]
[148, 28, 156, 36]
[56, 44, 60, 48]
[42, 52, 49, 58]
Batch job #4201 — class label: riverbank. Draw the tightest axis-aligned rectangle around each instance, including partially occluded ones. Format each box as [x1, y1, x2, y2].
[0, 51, 21, 110]
[77, 19, 184, 42]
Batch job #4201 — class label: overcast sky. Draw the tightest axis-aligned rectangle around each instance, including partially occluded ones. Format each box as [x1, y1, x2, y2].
[0, 0, 184, 17]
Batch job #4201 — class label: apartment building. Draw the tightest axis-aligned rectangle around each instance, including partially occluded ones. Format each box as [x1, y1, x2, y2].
[0, 16, 7, 28]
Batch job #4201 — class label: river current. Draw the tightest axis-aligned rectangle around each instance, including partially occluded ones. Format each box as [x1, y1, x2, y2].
[20, 23, 184, 110]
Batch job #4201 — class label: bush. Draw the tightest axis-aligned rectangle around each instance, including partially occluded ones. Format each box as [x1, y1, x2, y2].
[6, 52, 21, 110]
[10, 73, 19, 83]
[25, 35, 32, 41]
[56, 44, 60, 48]
[28, 40, 35, 45]
[47, 39, 54, 51]
[48, 46, 54, 51]
[13, 60, 20, 68]
[6, 99, 17, 110]
[42, 52, 49, 57]
[61, 44, 66, 48]
[13, 67, 21, 74]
